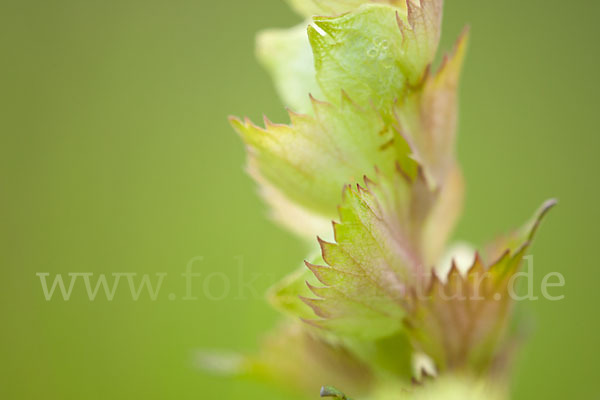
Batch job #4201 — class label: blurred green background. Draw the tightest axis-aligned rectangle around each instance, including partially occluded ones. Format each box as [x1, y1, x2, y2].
[1, 0, 599, 398]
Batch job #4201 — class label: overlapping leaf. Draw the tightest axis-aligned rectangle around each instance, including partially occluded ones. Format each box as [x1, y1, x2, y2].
[265, 155, 463, 338]
[296, 166, 440, 340]
[405, 200, 556, 373]
[227, 0, 556, 394]
[309, 1, 443, 115]
[238, 1, 460, 240]
[230, 95, 415, 238]
[394, 30, 469, 186]
[268, 260, 416, 383]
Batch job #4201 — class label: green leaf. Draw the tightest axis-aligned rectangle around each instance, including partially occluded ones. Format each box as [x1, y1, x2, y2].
[300, 166, 439, 340]
[309, 2, 442, 115]
[230, 94, 415, 238]
[394, 29, 469, 186]
[266, 162, 463, 340]
[269, 261, 415, 381]
[405, 200, 556, 373]
[256, 22, 323, 114]
[392, 32, 470, 260]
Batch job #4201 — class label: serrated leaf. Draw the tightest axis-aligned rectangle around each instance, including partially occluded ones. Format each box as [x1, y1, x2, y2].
[231, 95, 415, 238]
[405, 200, 556, 373]
[256, 22, 324, 114]
[394, 29, 469, 186]
[300, 166, 440, 340]
[269, 262, 415, 381]
[309, 2, 442, 115]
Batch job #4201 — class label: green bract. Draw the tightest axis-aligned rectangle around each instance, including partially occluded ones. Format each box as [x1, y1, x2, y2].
[300, 166, 437, 340]
[310, 2, 442, 116]
[223, 0, 556, 398]
[230, 94, 415, 238]
[406, 200, 556, 373]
